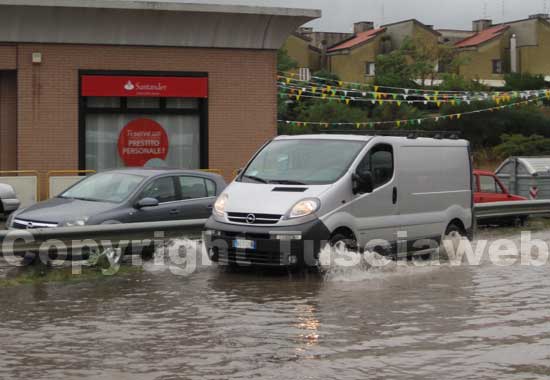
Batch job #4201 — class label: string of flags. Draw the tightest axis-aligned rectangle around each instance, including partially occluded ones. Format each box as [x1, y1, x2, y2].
[278, 71, 550, 100]
[278, 96, 546, 129]
[278, 82, 550, 106]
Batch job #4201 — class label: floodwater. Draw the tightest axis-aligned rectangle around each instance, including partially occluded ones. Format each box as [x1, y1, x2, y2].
[1, 229, 550, 380]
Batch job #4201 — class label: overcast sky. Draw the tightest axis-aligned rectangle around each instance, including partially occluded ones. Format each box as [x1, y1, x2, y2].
[192, 0, 548, 31]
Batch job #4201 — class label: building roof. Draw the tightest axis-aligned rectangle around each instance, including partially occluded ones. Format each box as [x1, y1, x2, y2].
[0, 0, 321, 17]
[455, 24, 510, 48]
[0, 0, 320, 49]
[327, 27, 386, 52]
[381, 19, 441, 36]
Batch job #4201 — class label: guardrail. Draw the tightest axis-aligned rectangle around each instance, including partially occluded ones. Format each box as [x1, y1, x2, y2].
[475, 200, 550, 220]
[0, 219, 206, 256]
[3, 201, 548, 257]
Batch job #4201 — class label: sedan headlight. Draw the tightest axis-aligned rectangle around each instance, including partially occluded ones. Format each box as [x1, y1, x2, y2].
[288, 198, 320, 219]
[213, 193, 228, 217]
[63, 218, 88, 227]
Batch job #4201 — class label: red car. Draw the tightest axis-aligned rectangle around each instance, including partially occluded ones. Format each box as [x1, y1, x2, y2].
[473, 169, 527, 203]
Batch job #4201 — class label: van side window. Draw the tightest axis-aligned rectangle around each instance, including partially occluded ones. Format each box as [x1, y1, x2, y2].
[357, 144, 394, 188]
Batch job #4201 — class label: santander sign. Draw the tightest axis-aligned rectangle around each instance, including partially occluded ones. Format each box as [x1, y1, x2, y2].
[82, 75, 208, 98]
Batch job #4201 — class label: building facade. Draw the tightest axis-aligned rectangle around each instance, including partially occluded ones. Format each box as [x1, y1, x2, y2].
[326, 19, 440, 83]
[456, 15, 550, 85]
[0, 0, 319, 190]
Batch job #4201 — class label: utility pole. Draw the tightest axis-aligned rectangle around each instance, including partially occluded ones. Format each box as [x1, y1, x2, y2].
[483, 1, 488, 18]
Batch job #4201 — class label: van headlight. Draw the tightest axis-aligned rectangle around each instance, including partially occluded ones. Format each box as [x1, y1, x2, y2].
[214, 193, 228, 217]
[287, 198, 320, 219]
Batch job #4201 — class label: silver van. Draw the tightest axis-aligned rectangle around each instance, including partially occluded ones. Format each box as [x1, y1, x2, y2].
[204, 134, 474, 267]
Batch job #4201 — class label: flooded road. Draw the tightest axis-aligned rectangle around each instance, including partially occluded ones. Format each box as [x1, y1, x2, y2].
[1, 229, 550, 379]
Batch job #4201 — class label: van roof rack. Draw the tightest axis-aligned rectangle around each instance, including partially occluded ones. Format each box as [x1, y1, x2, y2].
[321, 130, 462, 139]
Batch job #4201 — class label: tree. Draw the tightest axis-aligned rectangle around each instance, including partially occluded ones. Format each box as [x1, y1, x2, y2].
[375, 50, 416, 88]
[277, 48, 298, 72]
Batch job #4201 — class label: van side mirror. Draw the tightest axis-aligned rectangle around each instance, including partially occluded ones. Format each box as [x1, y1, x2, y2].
[136, 197, 159, 209]
[352, 170, 374, 194]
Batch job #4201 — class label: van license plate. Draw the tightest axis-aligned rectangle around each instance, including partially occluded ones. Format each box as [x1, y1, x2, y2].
[233, 239, 256, 250]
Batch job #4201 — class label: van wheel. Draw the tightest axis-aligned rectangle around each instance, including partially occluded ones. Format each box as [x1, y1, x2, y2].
[329, 233, 358, 252]
[440, 223, 465, 259]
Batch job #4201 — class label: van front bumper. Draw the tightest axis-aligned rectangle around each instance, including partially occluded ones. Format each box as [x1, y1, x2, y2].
[203, 218, 330, 268]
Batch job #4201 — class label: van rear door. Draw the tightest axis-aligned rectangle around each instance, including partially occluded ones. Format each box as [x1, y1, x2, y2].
[397, 143, 471, 250]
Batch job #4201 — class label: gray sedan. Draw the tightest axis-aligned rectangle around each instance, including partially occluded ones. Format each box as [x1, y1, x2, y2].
[7, 169, 226, 229]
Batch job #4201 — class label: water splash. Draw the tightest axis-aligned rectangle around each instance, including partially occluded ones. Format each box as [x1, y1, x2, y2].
[319, 244, 442, 282]
[143, 239, 212, 276]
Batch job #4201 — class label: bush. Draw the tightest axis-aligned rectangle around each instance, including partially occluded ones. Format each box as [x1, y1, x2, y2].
[493, 134, 550, 158]
[439, 74, 489, 92]
[504, 73, 549, 91]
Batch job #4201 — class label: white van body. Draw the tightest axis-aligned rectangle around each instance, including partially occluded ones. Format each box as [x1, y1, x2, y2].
[205, 135, 474, 267]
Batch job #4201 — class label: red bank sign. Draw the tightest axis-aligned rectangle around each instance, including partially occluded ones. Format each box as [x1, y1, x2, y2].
[118, 119, 169, 167]
[81, 75, 208, 98]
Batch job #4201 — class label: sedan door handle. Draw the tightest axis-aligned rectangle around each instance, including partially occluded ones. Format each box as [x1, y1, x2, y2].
[207, 204, 213, 209]
[169, 209, 180, 215]
[392, 187, 397, 205]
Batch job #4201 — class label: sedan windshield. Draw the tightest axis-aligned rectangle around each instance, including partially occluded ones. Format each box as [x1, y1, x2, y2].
[60, 173, 145, 203]
[242, 139, 366, 185]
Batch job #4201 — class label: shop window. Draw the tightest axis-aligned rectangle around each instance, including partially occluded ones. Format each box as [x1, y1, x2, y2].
[87, 97, 121, 108]
[127, 97, 161, 109]
[166, 98, 199, 109]
[85, 114, 201, 171]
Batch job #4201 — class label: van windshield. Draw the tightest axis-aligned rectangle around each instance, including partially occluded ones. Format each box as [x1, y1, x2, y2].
[241, 139, 366, 185]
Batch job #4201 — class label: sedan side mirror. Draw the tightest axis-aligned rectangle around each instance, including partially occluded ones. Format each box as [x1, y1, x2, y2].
[352, 169, 374, 194]
[136, 197, 159, 209]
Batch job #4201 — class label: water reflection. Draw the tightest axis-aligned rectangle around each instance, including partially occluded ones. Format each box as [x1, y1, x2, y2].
[0, 229, 549, 379]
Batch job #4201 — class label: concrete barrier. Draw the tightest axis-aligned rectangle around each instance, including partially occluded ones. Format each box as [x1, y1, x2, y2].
[48, 176, 84, 198]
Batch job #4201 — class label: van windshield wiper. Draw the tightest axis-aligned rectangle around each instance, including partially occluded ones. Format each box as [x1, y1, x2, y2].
[242, 174, 269, 184]
[269, 180, 307, 185]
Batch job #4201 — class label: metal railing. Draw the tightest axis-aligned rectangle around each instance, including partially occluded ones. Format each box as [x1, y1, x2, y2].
[0, 219, 206, 256]
[475, 200, 550, 220]
[3, 201, 549, 257]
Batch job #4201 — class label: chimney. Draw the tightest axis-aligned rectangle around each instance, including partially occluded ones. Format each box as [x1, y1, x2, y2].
[354, 21, 374, 34]
[298, 27, 313, 37]
[472, 19, 492, 32]
[510, 34, 518, 73]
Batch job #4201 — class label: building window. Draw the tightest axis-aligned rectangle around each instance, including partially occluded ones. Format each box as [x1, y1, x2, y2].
[365, 62, 376, 76]
[492, 59, 503, 74]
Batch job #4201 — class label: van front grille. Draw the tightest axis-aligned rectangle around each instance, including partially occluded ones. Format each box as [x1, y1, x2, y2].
[227, 212, 282, 225]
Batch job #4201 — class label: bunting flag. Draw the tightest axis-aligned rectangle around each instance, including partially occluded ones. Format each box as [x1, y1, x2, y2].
[278, 81, 549, 106]
[278, 72, 550, 103]
[278, 96, 545, 129]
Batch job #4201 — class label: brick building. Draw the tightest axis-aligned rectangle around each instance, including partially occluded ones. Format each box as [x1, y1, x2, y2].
[0, 0, 319, 189]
